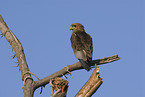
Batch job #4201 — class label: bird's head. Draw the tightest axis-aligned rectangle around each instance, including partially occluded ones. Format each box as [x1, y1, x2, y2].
[70, 23, 85, 32]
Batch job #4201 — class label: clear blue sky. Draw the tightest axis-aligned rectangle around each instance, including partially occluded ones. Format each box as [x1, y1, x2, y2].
[0, 0, 144, 97]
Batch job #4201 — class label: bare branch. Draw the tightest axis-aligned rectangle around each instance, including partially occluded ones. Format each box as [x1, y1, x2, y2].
[91, 54, 120, 65]
[0, 15, 33, 97]
[75, 67, 103, 97]
[34, 54, 120, 90]
[0, 14, 120, 97]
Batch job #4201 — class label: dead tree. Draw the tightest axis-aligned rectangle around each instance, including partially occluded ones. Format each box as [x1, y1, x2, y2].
[0, 15, 120, 97]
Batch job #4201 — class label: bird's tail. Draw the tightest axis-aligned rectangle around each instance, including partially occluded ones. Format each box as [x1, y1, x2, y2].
[79, 59, 91, 71]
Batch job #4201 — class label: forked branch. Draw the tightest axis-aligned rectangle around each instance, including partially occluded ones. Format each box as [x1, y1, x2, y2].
[0, 14, 120, 97]
[34, 54, 120, 90]
[0, 15, 33, 97]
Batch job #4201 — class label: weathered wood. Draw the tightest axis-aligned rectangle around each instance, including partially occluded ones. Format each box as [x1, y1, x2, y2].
[75, 67, 103, 97]
[0, 14, 120, 97]
[0, 15, 34, 97]
[34, 54, 120, 91]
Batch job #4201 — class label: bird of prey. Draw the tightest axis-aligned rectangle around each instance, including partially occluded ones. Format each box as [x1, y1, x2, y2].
[70, 23, 93, 71]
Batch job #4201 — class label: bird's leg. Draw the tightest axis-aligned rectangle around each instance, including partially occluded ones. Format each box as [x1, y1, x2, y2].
[65, 66, 73, 78]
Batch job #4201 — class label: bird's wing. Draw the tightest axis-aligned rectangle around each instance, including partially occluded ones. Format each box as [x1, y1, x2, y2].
[71, 31, 93, 61]
[84, 33, 93, 60]
[78, 32, 93, 60]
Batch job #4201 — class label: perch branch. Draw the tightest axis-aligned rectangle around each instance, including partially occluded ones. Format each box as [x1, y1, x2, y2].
[0, 15, 34, 97]
[75, 66, 103, 97]
[34, 54, 120, 90]
[91, 54, 120, 65]
[0, 14, 120, 97]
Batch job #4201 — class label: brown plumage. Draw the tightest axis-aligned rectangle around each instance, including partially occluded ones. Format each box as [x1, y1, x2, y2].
[70, 23, 93, 71]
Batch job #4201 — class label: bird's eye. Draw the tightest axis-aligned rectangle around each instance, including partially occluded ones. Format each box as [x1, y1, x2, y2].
[72, 25, 76, 27]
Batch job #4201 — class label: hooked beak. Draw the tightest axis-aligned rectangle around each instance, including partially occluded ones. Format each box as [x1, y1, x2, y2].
[70, 26, 75, 30]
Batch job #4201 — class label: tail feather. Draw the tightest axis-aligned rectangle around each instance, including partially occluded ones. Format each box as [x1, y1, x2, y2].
[79, 59, 91, 71]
